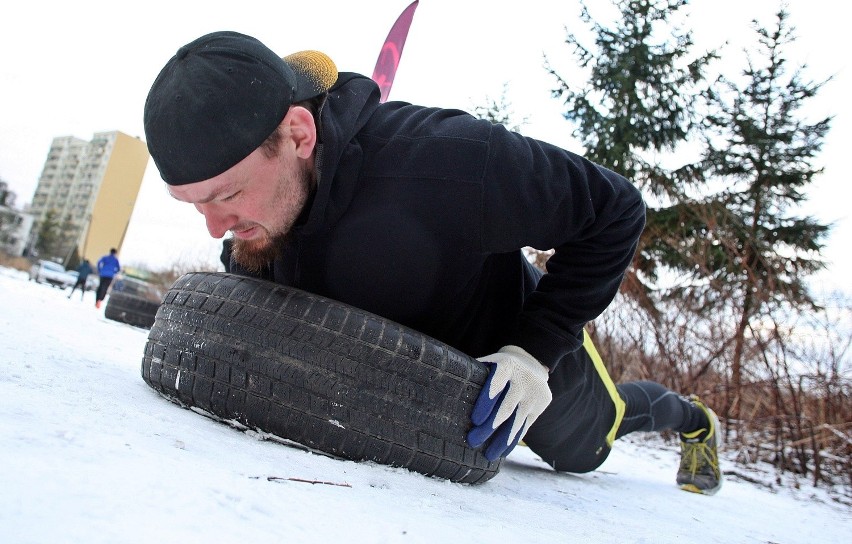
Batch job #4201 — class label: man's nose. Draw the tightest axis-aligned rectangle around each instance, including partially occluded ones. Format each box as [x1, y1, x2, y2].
[196, 203, 235, 239]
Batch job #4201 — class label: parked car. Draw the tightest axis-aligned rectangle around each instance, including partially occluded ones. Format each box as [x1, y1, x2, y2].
[110, 276, 164, 301]
[104, 275, 165, 329]
[28, 260, 76, 289]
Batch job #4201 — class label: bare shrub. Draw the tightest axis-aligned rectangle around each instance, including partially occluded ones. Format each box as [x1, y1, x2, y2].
[0, 252, 32, 272]
[594, 289, 851, 500]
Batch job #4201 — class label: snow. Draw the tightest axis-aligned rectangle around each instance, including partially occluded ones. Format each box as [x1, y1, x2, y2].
[1, 266, 849, 543]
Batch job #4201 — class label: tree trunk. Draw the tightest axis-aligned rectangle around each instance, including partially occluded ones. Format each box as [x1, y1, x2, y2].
[729, 292, 752, 439]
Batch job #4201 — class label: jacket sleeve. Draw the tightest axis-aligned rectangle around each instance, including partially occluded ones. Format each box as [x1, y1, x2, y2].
[480, 123, 646, 370]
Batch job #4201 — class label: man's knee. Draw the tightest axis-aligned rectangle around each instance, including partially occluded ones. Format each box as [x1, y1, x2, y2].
[524, 439, 612, 474]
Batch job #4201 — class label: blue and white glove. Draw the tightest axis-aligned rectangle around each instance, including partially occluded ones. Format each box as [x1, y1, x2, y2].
[468, 345, 552, 461]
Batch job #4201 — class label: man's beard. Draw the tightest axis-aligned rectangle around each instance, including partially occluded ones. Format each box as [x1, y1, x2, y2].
[230, 163, 314, 275]
[230, 229, 289, 275]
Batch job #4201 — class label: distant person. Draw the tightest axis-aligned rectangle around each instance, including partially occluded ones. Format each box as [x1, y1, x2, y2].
[95, 249, 120, 309]
[67, 259, 93, 301]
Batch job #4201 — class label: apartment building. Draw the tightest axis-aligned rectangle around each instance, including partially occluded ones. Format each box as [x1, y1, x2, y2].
[28, 131, 149, 266]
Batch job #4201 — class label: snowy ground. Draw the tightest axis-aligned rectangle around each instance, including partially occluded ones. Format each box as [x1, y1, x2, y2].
[1, 266, 849, 543]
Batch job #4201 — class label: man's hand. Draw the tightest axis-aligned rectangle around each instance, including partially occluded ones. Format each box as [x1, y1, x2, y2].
[468, 345, 552, 461]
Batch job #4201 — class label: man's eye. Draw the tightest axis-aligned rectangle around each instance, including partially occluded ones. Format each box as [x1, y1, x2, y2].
[222, 191, 240, 202]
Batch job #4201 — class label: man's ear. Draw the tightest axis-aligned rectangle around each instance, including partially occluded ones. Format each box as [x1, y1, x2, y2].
[284, 106, 317, 159]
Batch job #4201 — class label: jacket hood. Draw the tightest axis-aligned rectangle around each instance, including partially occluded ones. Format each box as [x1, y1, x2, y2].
[297, 72, 381, 236]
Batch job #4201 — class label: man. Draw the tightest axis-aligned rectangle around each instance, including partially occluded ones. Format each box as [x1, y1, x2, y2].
[143, 31, 721, 494]
[67, 258, 93, 300]
[95, 248, 120, 309]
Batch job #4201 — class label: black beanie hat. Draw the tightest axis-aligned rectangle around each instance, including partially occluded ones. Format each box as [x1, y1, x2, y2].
[143, 31, 337, 185]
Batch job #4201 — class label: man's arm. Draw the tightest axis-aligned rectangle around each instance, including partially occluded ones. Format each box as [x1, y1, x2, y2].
[480, 124, 646, 370]
[467, 123, 645, 459]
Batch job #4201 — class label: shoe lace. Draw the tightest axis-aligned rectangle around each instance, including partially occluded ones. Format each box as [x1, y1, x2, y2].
[680, 440, 718, 476]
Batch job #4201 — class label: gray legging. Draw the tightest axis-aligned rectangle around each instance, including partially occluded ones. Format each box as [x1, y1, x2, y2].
[615, 381, 706, 438]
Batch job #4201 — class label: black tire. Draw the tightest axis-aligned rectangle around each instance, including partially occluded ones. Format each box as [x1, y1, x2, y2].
[105, 291, 160, 329]
[140, 272, 500, 484]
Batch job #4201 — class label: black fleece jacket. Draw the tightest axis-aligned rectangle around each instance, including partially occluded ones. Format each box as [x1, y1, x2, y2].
[227, 73, 646, 372]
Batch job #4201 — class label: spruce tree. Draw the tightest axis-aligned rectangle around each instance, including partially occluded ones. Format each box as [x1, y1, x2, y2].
[35, 209, 62, 261]
[547, 0, 716, 314]
[700, 7, 831, 417]
[57, 214, 80, 267]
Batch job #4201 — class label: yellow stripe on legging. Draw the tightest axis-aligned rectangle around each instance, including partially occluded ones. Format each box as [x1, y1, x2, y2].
[583, 329, 626, 446]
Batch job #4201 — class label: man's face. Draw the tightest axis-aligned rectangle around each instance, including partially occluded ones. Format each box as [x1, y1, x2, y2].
[168, 131, 314, 273]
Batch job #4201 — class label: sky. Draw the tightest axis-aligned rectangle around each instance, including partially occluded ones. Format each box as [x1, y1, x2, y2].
[1, 266, 850, 542]
[0, 0, 848, 292]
